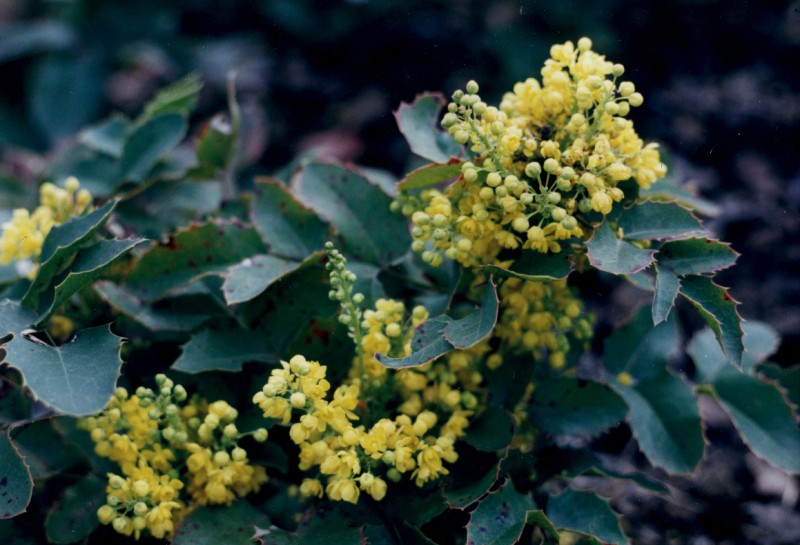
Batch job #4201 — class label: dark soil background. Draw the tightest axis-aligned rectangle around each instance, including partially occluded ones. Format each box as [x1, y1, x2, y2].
[1, 1, 798, 544]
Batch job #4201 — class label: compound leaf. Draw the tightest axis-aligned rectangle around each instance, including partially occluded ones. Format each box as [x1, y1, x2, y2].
[394, 93, 462, 163]
[587, 222, 655, 275]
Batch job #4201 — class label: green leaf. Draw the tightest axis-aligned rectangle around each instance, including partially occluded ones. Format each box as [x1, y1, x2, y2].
[79, 115, 131, 158]
[394, 93, 463, 163]
[603, 308, 704, 474]
[4, 325, 122, 416]
[652, 265, 680, 324]
[0, 300, 36, 341]
[0, 430, 32, 519]
[760, 364, 800, 410]
[253, 514, 364, 545]
[94, 281, 214, 332]
[348, 260, 386, 309]
[397, 160, 462, 191]
[251, 177, 329, 260]
[443, 277, 498, 349]
[529, 378, 627, 438]
[466, 481, 535, 545]
[378, 281, 498, 368]
[640, 175, 720, 216]
[22, 201, 117, 311]
[546, 488, 627, 545]
[739, 321, 780, 374]
[140, 73, 203, 122]
[172, 499, 269, 545]
[12, 420, 82, 480]
[484, 250, 572, 282]
[465, 405, 514, 452]
[44, 474, 105, 544]
[656, 238, 738, 276]
[444, 465, 499, 509]
[688, 325, 799, 473]
[34, 238, 145, 325]
[617, 202, 704, 241]
[119, 113, 188, 183]
[173, 329, 276, 373]
[125, 220, 267, 301]
[587, 222, 656, 275]
[193, 114, 235, 176]
[679, 275, 743, 368]
[0, 20, 74, 63]
[292, 162, 409, 265]
[223, 254, 305, 305]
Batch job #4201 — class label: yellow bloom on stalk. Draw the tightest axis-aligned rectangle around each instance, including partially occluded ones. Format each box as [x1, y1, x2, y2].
[0, 177, 92, 266]
[398, 37, 666, 268]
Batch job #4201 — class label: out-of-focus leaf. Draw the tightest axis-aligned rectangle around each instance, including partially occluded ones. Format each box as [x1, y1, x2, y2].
[124, 220, 266, 301]
[193, 114, 235, 176]
[140, 73, 203, 122]
[29, 54, 103, 144]
[465, 405, 514, 452]
[547, 488, 627, 545]
[394, 93, 463, 163]
[530, 378, 627, 438]
[79, 115, 131, 158]
[22, 201, 117, 311]
[173, 329, 276, 373]
[587, 222, 656, 275]
[292, 162, 409, 265]
[688, 324, 799, 473]
[680, 275, 743, 368]
[617, 202, 704, 241]
[119, 113, 188, 183]
[466, 481, 534, 545]
[652, 265, 680, 324]
[34, 238, 145, 326]
[657, 238, 738, 276]
[484, 250, 572, 282]
[44, 474, 105, 544]
[172, 499, 269, 545]
[4, 325, 122, 416]
[397, 160, 462, 191]
[640, 175, 720, 216]
[252, 177, 329, 260]
[0, 21, 75, 63]
[0, 430, 32, 519]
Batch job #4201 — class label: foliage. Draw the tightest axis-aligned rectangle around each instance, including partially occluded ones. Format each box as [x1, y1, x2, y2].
[0, 37, 797, 545]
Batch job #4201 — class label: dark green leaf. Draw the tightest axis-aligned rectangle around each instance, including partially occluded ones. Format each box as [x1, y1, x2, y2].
[119, 113, 188, 183]
[193, 114, 235, 176]
[252, 177, 329, 260]
[0, 430, 32, 519]
[484, 250, 572, 282]
[530, 378, 627, 438]
[759, 364, 800, 410]
[394, 93, 462, 163]
[0, 21, 75, 63]
[444, 278, 498, 349]
[617, 202, 704, 241]
[466, 481, 534, 545]
[172, 500, 269, 545]
[44, 474, 105, 544]
[12, 420, 82, 480]
[546, 488, 627, 545]
[173, 328, 276, 373]
[140, 73, 203, 122]
[125, 220, 267, 301]
[657, 238, 738, 276]
[253, 514, 364, 545]
[292, 162, 409, 265]
[679, 275, 743, 368]
[587, 222, 655, 275]
[652, 265, 680, 324]
[688, 325, 799, 473]
[465, 405, 514, 452]
[30, 54, 103, 144]
[34, 238, 144, 325]
[445, 465, 499, 509]
[21, 201, 117, 311]
[602, 306, 679, 379]
[4, 325, 122, 416]
[377, 315, 453, 369]
[223, 254, 305, 305]
[397, 160, 462, 191]
[79, 115, 131, 158]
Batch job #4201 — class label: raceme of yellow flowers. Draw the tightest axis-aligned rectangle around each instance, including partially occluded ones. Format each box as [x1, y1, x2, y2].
[81, 375, 268, 540]
[397, 37, 666, 268]
[0, 177, 93, 266]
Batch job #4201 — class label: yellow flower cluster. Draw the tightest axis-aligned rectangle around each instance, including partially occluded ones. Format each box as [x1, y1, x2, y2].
[82, 375, 268, 540]
[254, 295, 482, 504]
[0, 177, 92, 265]
[398, 37, 666, 268]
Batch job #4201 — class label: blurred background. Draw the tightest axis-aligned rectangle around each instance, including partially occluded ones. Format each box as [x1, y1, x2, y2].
[0, 1, 798, 543]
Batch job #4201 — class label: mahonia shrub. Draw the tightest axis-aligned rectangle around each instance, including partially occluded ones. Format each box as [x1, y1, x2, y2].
[0, 38, 797, 545]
